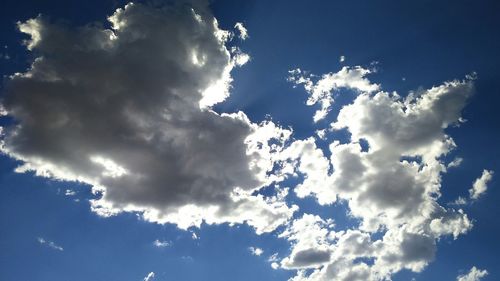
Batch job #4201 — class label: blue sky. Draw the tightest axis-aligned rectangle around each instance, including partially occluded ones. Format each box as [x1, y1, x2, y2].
[0, 1, 499, 281]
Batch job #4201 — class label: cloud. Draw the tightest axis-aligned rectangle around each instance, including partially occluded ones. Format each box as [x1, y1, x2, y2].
[249, 246, 263, 256]
[457, 267, 488, 281]
[469, 169, 494, 200]
[288, 66, 379, 122]
[143, 272, 155, 281]
[153, 239, 170, 248]
[0, 2, 295, 234]
[234, 22, 248, 40]
[279, 214, 334, 269]
[447, 157, 463, 168]
[0, 2, 487, 280]
[65, 189, 76, 196]
[279, 69, 477, 281]
[37, 237, 63, 251]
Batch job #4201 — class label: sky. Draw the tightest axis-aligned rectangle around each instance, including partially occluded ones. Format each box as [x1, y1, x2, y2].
[0, 1, 499, 281]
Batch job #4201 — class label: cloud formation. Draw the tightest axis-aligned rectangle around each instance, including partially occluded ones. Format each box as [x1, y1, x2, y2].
[469, 169, 493, 200]
[37, 237, 64, 251]
[288, 67, 379, 122]
[277, 67, 478, 280]
[457, 267, 488, 281]
[0, 2, 295, 234]
[0, 2, 488, 280]
[234, 22, 248, 40]
[143, 272, 155, 281]
[153, 239, 170, 248]
[249, 246, 263, 256]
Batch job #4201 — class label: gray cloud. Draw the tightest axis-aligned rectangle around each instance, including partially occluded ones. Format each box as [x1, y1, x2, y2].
[0, 2, 294, 233]
[290, 249, 331, 268]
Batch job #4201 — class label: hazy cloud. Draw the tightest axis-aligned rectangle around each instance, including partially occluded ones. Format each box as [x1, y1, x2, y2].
[37, 237, 63, 251]
[153, 239, 170, 248]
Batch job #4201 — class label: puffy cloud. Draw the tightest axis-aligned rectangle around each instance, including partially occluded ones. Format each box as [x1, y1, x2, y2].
[457, 267, 488, 281]
[234, 22, 248, 40]
[37, 237, 63, 251]
[143, 272, 155, 281]
[249, 246, 263, 256]
[0, 2, 295, 234]
[288, 66, 379, 122]
[278, 69, 477, 281]
[279, 214, 334, 269]
[469, 169, 494, 200]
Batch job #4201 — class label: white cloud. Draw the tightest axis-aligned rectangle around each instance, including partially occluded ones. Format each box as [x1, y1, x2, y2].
[339, 55, 345, 62]
[279, 214, 334, 269]
[451, 196, 468, 206]
[234, 22, 248, 40]
[448, 157, 463, 168]
[1, 2, 295, 235]
[457, 267, 488, 281]
[65, 189, 76, 196]
[271, 262, 279, 270]
[249, 246, 263, 256]
[153, 239, 170, 248]
[276, 69, 476, 281]
[37, 237, 63, 251]
[0, 104, 7, 116]
[143, 272, 155, 281]
[0, 2, 486, 280]
[288, 66, 379, 122]
[469, 169, 494, 200]
[315, 129, 327, 140]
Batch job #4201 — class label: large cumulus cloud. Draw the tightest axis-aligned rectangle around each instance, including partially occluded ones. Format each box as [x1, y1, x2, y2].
[277, 68, 481, 281]
[0, 2, 295, 233]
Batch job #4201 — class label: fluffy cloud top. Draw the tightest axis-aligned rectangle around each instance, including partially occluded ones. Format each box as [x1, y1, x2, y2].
[457, 267, 488, 281]
[0, 2, 488, 281]
[276, 67, 479, 281]
[288, 66, 379, 122]
[0, 2, 295, 234]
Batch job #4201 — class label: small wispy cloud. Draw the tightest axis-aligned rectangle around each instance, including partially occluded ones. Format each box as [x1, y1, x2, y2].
[143, 272, 155, 281]
[153, 239, 170, 248]
[234, 22, 248, 40]
[268, 252, 280, 269]
[65, 189, 76, 196]
[37, 237, 63, 251]
[191, 232, 199, 240]
[470, 170, 494, 200]
[249, 246, 263, 256]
